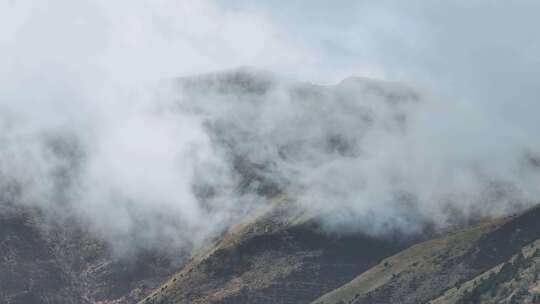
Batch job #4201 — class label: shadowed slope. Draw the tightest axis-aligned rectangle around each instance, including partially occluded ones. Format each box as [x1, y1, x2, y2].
[0, 211, 84, 304]
[0, 208, 181, 304]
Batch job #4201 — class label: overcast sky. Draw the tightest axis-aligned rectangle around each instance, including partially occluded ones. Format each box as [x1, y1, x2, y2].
[4, 1, 540, 106]
[3, 0, 539, 196]
[214, 1, 540, 131]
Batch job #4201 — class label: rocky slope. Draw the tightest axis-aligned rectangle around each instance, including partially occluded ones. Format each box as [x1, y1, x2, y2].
[0, 207, 181, 304]
[0, 210, 82, 304]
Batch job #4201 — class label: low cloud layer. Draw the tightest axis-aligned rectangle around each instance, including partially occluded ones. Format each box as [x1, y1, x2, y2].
[175, 70, 540, 237]
[0, 0, 297, 255]
[1, 0, 540, 256]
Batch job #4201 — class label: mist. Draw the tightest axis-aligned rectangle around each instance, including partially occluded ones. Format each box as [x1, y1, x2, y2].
[1, 0, 540, 256]
[175, 70, 540, 237]
[0, 0, 300, 254]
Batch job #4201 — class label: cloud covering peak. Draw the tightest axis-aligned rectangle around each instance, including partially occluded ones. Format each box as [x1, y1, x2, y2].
[1, 1, 539, 256]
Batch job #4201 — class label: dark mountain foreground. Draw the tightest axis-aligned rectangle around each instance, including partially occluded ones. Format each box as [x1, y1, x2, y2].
[136, 202, 540, 304]
[3, 201, 540, 304]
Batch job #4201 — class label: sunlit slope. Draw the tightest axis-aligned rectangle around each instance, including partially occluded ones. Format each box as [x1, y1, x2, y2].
[139, 199, 419, 304]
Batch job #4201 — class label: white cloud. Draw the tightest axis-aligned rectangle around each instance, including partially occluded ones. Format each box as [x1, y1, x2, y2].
[1, 0, 539, 255]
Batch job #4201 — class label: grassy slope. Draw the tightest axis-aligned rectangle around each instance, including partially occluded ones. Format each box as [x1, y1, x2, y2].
[430, 239, 540, 304]
[139, 199, 419, 304]
[313, 205, 540, 304]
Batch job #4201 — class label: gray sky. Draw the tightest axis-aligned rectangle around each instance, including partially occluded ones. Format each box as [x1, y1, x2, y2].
[214, 1, 540, 134]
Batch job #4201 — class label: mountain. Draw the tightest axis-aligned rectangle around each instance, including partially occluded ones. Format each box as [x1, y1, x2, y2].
[4, 200, 540, 304]
[1, 68, 539, 304]
[135, 202, 540, 304]
[0, 207, 181, 304]
[138, 197, 421, 304]
[0, 209, 81, 303]
[313, 205, 540, 304]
